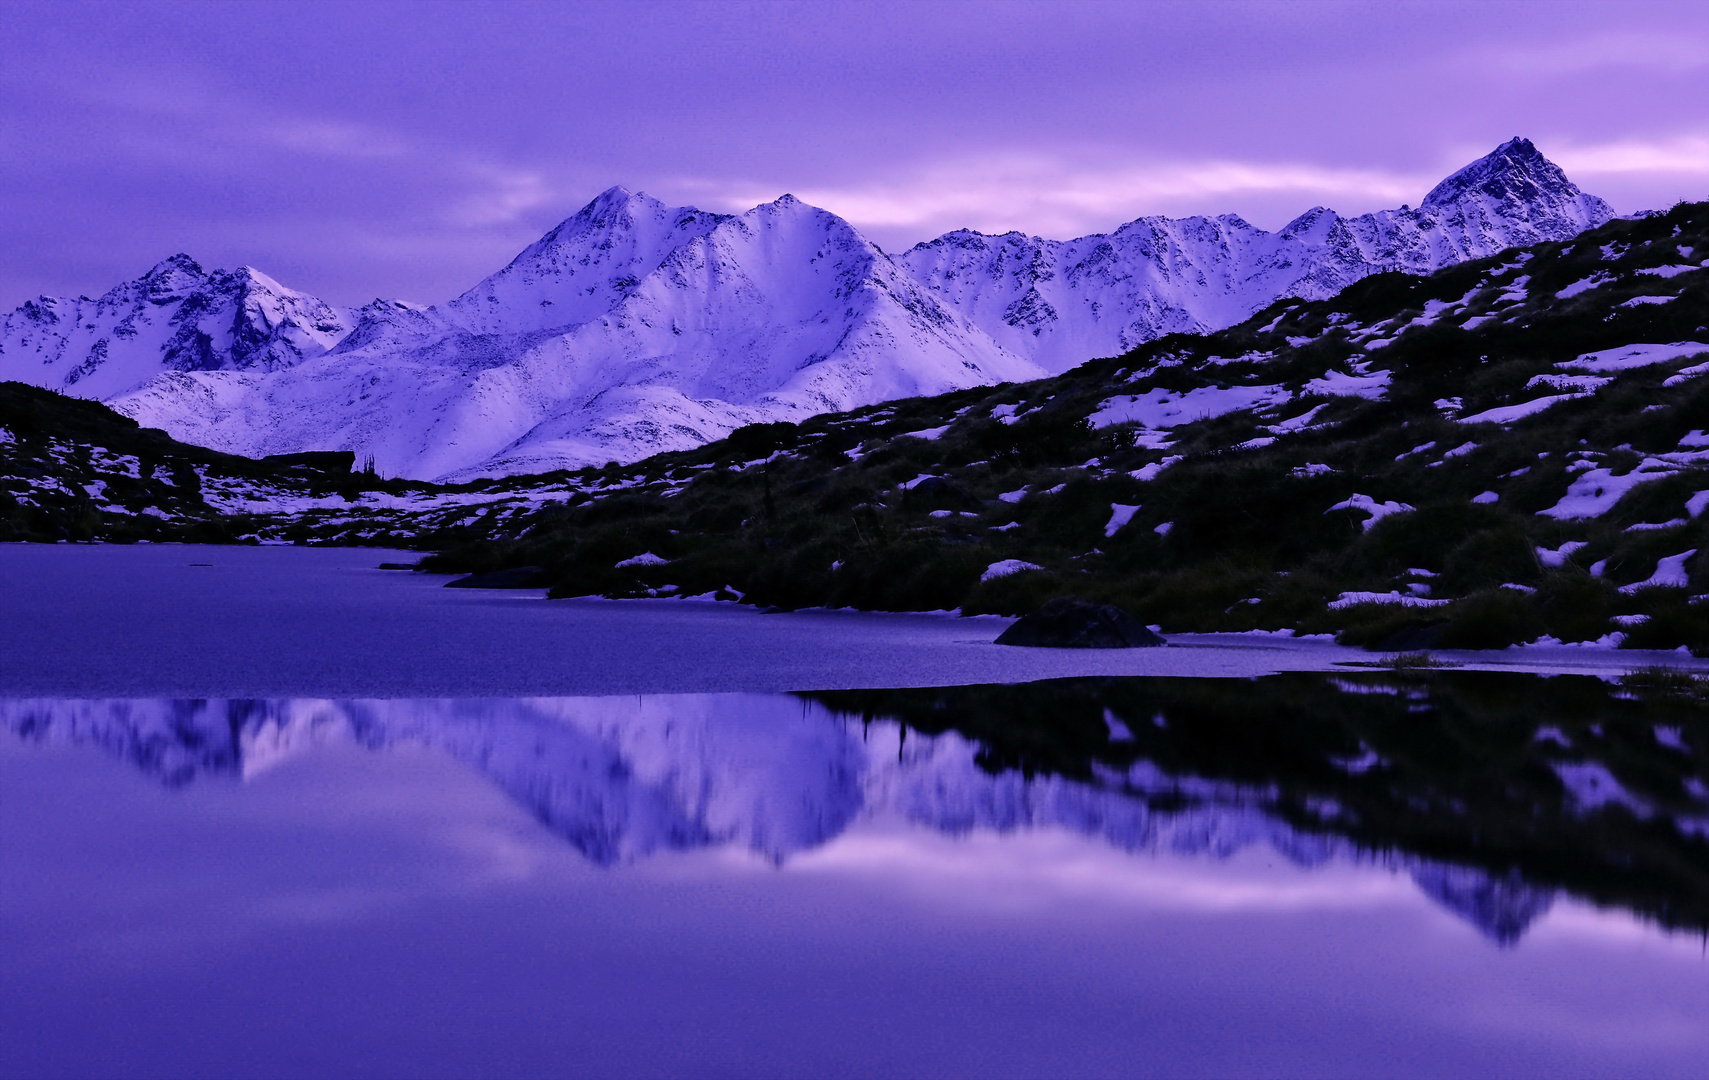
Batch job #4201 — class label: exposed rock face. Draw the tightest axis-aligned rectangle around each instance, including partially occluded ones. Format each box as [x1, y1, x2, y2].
[0, 141, 1614, 480]
[995, 597, 1166, 648]
[443, 566, 548, 589]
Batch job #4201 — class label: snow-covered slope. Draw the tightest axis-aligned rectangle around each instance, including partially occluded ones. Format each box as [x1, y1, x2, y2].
[900, 138, 1614, 371]
[0, 140, 1614, 480]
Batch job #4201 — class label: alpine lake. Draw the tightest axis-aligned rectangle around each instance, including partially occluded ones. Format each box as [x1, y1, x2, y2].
[2, 544, 1705, 1079]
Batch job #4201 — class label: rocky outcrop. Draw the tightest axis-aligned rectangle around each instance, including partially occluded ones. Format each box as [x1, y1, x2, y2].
[444, 566, 548, 589]
[995, 597, 1166, 648]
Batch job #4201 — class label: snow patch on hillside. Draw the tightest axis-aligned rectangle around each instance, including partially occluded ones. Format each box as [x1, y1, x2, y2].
[1088, 385, 1289, 430]
[1562, 342, 1709, 374]
[1327, 494, 1415, 530]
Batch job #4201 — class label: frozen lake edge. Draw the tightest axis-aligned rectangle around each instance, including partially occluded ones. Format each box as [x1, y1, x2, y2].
[1, 542, 1704, 697]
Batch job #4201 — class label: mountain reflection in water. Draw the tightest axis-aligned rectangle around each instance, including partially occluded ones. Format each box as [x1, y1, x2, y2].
[4, 671, 1705, 946]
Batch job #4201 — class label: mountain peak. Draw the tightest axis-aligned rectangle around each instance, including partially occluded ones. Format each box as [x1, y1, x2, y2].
[230, 265, 292, 293]
[590, 183, 638, 205]
[579, 184, 658, 219]
[747, 192, 840, 228]
[1495, 135, 1545, 158]
[135, 253, 210, 302]
[142, 253, 206, 281]
[1421, 137, 1581, 210]
[753, 193, 811, 215]
[538, 186, 667, 236]
[519, 187, 671, 258]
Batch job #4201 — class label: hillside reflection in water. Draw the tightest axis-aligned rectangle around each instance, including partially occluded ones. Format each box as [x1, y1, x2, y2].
[3, 671, 1706, 1078]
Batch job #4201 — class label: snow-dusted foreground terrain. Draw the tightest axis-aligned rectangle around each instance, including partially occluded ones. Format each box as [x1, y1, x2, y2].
[0, 139, 1613, 480]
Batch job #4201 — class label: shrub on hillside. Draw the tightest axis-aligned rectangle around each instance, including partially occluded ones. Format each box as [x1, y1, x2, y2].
[962, 568, 1067, 617]
[1437, 590, 1546, 650]
[1535, 572, 1616, 643]
[1341, 503, 1516, 581]
[723, 421, 798, 457]
[1441, 526, 1542, 594]
[1619, 590, 1709, 655]
[1324, 605, 1447, 649]
[1116, 562, 1278, 632]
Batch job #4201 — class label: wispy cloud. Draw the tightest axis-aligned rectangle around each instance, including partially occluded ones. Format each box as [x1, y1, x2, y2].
[64, 66, 560, 232]
[446, 164, 559, 228]
[1465, 32, 1709, 77]
[682, 154, 1430, 242]
[1550, 134, 1709, 176]
[264, 119, 413, 161]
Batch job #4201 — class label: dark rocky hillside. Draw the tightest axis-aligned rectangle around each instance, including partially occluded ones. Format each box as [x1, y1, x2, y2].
[0, 381, 392, 542]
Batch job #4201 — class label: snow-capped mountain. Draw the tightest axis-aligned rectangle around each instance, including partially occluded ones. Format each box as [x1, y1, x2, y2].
[0, 254, 357, 399]
[900, 138, 1614, 370]
[0, 139, 1614, 480]
[99, 191, 1039, 479]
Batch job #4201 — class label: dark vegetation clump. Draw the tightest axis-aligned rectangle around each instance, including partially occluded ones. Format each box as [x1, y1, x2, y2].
[1376, 652, 1460, 669]
[1617, 665, 1709, 700]
[0, 380, 457, 545]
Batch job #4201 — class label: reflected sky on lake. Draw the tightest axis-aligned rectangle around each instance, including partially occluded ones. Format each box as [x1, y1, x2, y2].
[3, 677, 1706, 1079]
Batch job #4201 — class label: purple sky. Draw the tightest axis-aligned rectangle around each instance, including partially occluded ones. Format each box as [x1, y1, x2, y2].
[3, 0, 1705, 309]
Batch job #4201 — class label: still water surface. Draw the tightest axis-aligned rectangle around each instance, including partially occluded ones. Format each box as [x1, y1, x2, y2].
[3, 677, 1706, 1079]
[1, 544, 1697, 698]
[2, 546, 1706, 1077]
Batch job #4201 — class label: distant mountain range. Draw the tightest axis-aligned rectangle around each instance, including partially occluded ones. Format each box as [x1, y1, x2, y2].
[0, 139, 1613, 480]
